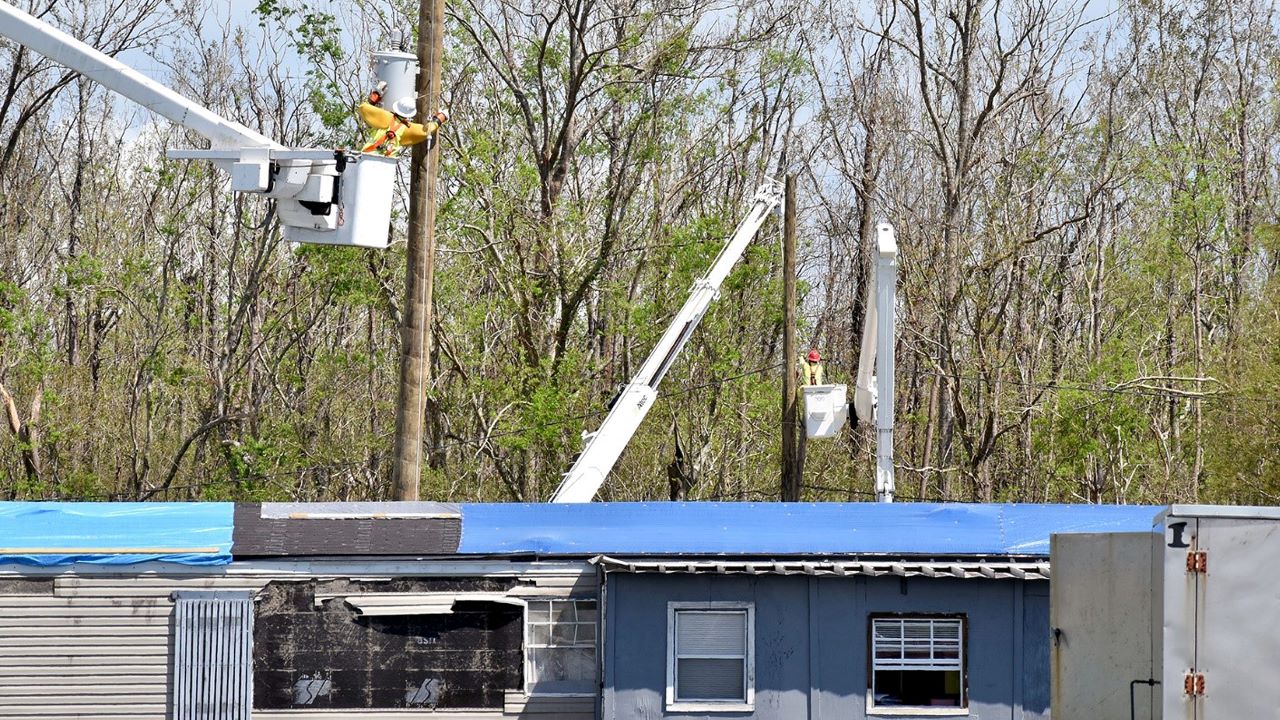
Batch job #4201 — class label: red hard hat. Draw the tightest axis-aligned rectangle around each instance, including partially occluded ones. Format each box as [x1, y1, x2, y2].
[806, 349, 821, 362]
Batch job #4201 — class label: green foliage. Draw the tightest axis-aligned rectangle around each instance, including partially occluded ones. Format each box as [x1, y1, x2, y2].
[0, 280, 22, 340]
[11, 0, 1280, 507]
[1202, 279, 1280, 502]
[254, 1, 348, 130]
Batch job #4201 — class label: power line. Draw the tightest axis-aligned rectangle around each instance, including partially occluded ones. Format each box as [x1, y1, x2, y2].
[419, 360, 786, 456]
[820, 359, 1279, 406]
[799, 483, 969, 504]
[31, 353, 1277, 501]
[12, 360, 789, 502]
[936, 371, 1280, 406]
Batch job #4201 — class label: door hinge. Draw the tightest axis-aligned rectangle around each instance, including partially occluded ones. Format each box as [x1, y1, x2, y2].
[1185, 550, 1207, 574]
[1183, 671, 1206, 697]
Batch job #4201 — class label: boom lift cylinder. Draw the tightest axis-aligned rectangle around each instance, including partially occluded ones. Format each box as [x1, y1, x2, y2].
[802, 222, 898, 502]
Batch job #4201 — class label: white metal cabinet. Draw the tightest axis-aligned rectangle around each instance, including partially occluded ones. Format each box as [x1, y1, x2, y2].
[1158, 507, 1280, 720]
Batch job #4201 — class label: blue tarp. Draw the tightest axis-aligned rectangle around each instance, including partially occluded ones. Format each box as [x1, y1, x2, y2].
[0, 501, 1161, 565]
[457, 502, 1160, 557]
[0, 502, 234, 566]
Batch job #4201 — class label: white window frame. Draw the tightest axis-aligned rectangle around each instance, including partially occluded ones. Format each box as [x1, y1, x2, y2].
[867, 615, 968, 717]
[523, 598, 598, 697]
[666, 601, 755, 712]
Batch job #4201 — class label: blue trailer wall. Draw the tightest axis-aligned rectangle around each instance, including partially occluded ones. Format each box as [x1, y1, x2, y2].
[604, 572, 1050, 720]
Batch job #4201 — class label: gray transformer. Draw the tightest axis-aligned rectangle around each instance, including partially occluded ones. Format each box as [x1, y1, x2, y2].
[1051, 505, 1280, 720]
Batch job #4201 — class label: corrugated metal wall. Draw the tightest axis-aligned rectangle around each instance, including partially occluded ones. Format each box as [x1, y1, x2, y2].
[603, 572, 1051, 720]
[0, 564, 594, 720]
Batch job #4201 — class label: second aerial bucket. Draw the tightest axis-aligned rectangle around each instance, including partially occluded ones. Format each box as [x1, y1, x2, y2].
[803, 384, 849, 438]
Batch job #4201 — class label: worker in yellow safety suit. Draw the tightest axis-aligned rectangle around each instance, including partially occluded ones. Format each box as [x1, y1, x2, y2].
[800, 348, 825, 386]
[358, 82, 447, 156]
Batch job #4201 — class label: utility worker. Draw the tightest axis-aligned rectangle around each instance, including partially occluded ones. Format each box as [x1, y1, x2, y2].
[358, 82, 447, 156]
[800, 348, 825, 386]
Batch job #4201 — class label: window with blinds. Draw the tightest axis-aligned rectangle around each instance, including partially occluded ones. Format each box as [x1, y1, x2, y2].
[666, 602, 754, 710]
[870, 616, 966, 711]
[525, 599, 597, 695]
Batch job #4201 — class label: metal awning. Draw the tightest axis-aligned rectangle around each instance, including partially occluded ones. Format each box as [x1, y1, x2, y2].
[591, 555, 1050, 580]
[315, 592, 526, 616]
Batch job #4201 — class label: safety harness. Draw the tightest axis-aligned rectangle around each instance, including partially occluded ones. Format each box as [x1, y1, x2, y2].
[362, 116, 406, 156]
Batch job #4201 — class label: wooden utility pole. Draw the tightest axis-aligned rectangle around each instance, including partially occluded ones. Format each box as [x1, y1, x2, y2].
[390, 0, 446, 500]
[780, 174, 801, 502]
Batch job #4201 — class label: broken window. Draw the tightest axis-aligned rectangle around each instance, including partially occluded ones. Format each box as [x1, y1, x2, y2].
[253, 582, 523, 710]
[525, 599, 597, 694]
[869, 616, 966, 713]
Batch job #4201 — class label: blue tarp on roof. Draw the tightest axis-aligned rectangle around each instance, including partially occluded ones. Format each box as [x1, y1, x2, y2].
[457, 502, 1160, 557]
[0, 501, 1160, 565]
[0, 502, 234, 566]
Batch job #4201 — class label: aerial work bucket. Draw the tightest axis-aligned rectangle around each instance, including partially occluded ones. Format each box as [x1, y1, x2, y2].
[280, 153, 398, 249]
[803, 384, 848, 438]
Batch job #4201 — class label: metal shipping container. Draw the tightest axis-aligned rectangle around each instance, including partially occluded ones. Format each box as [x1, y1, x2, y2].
[1052, 505, 1280, 720]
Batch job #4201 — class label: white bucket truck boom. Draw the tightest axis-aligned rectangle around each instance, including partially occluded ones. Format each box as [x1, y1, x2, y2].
[0, 1, 408, 248]
[802, 222, 897, 502]
[550, 179, 784, 503]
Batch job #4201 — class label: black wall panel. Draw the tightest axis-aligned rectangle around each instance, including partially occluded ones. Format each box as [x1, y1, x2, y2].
[253, 579, 522, 709]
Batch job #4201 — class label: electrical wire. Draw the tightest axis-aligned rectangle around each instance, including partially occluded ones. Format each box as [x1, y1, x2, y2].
[798, 483, 970, 504]
[820, 359, 1280, 406]
[16, 360, 787, 502]
[30, 354, 1275, 501]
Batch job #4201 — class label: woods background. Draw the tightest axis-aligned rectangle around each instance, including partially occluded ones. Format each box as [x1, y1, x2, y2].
[1, 0, 1277, 505]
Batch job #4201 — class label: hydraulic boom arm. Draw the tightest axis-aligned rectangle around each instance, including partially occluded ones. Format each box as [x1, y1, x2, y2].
[0, 0, 404, 249]
[0, 2, 276, 150]
[853, 222, 897, 502]
[550, 179, 784, 503]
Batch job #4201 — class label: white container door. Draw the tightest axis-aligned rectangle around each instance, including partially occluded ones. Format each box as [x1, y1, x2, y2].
[1193, 516, 1280, 719]
[1160, 515, 1197, 720]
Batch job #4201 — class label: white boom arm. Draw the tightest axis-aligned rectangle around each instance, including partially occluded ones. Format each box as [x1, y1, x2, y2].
[853, 222, 897, 502]
[550, 179, 784, 502]
[0, 1, 401, 249]
[0, 2, 276, 150]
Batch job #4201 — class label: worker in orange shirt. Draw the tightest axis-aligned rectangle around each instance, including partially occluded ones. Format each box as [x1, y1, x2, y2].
[358, 82, 447, 156]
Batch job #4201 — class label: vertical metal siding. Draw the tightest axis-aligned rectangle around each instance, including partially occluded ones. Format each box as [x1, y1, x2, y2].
[604, 572, 1040, 720]
[172, 591, 253, 720]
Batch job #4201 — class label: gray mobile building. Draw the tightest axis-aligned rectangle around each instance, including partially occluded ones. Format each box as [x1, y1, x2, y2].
[0, 501, 598, 720]
[0, 501, 1156, 720]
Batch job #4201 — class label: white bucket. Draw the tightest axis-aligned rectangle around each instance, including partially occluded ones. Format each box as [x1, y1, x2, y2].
[803, 384, 848, 438]
[282, 153, 397, 249]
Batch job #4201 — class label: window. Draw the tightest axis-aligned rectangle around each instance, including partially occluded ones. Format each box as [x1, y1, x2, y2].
[526, 599, 597, 695]
[869, 616, 966, 714]
[666, 602, 754, 711]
